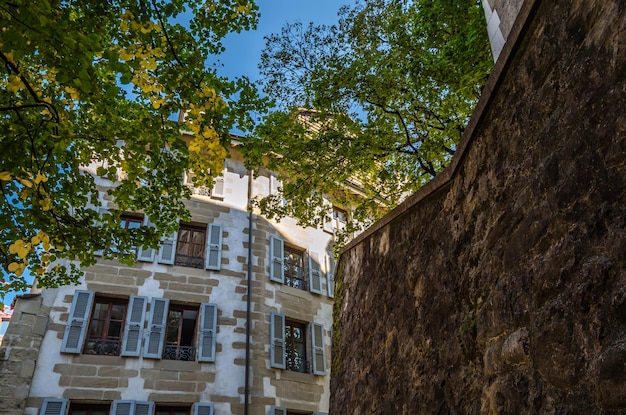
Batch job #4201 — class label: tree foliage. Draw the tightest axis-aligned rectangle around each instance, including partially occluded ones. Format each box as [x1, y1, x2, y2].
[0, 0, 268, 299]
[243, 0, 492, 240]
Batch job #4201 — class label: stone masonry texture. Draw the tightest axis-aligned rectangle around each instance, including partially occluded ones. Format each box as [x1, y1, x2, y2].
[331, 0, 626, 414]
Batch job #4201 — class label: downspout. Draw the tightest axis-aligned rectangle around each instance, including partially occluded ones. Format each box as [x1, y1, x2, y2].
[244, 169, 254, 415]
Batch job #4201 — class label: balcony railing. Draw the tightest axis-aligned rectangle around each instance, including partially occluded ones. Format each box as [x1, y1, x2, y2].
[162, 345, 196, 361]
[84, 338, 121, 356]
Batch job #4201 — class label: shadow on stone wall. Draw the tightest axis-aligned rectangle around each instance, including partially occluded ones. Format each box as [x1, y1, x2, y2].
[331, 0, 626, 413]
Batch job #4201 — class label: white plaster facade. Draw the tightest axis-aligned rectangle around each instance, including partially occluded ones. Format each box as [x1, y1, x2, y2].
[9, 145, 337, 415]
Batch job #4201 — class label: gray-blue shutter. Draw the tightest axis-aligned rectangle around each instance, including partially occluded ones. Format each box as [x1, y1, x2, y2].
[133, 402, 154, 415]
[111, 401, 133, 415]
[270, 406, 286, 415]
[143, 298, 169, 359]
[40, 399, 68, 415]
[211, 173, 225, 198]
[157, 225, 178, 265]
[121, 296, 147, 356]
[197, 303, 218, 362]
[269, 236, 284, 283]
[309, 252, 323, 294]
[60, 290, 94, 353]
[137, 216, 156, 262]
[326, 255, 335, 298]
[205, 224, 222, 270]
[270, 312, 285, 369]
[311, 322, 326, 375]
[192, 403, 214, 415]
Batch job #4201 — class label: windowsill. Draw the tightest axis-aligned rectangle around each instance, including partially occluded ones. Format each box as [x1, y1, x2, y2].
[279, 368, 319, 383]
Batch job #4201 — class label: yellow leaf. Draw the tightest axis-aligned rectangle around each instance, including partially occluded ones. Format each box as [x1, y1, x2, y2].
[31, 235, 41, 245]
[34, 171, 48, 184]
[8, 262, 21, 272]
[0, 171, 11, 181]
[19, 178, 33, 188]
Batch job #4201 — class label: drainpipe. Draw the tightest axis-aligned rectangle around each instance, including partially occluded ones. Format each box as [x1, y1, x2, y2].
[244, 169, 254, 415]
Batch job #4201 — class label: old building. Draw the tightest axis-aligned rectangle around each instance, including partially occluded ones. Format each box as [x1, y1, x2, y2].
[1, 144, 340, 415]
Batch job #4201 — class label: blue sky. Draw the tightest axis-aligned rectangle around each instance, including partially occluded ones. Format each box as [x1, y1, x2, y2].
[215, 0, 347, 81]
[0, 0, 349, 333]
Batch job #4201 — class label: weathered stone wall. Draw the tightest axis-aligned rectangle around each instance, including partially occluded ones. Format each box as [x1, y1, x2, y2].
[331, 0, 626, 414]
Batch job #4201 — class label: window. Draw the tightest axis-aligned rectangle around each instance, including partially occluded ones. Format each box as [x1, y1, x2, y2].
[332, 206, 347, 232]
[41, 401, 214, 415]
[69, 404, 110, 415]
[155, 406, 190, 415]
[83, 297, 127, 355]
[184, 171, 225, 199]
[175, 224, 206, 269]
[164, 305, 198, 361]
[269, 236, 323, 294]
[144, 299, 217, 362]
[157, 223, 222, 270]
[61, 291, 148, 356]
[270, 313, 326, 375]
[284, 247, 306, 290]
[285, 320, 307, 373]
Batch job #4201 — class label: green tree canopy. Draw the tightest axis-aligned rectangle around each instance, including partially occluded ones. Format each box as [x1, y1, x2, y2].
[242, 0, 492, 242]
[0, 0, 268, 299]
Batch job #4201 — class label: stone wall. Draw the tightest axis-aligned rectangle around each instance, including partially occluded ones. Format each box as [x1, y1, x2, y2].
[331, 0, 626, 414]
[0, 295, 49, 414]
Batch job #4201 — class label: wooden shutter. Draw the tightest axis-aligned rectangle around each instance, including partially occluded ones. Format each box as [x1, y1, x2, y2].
[137, 216, 156, 262]
[40, 399, 68, 415]
[143, 298, 169, 359]
[326, 255, 335, 298]
[121, 296, 147, 356]
[270, 406, 286, 415]
[269, 236, 284, 283]
[133, 402, 154, 415]
[197, 303, 218, 362]
[157, 228, 178, 265]
[270, 312, 286, 369]
[192, 403, 214, 415]
[212, 173, 225, 198]
[60, 290, 94, 353]
[311, 322, 326, 375]
[205, 224, 222, 270]
[309, 252, 323, 294]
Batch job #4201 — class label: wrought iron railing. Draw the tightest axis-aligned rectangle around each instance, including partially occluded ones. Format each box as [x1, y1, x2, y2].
[84, 339, 121, 356]
[162, 345, 196, 361]
[286, 356, 311, 373]
[285, 274, 309, 291]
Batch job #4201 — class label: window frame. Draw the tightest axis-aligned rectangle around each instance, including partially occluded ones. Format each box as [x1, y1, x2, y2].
[83, 296, 128, 356]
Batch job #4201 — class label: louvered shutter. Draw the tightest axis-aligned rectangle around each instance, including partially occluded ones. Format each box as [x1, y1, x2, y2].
[309, 252, 323, 294]
[157, 228, 178, 265]
[192, 403, 214, 415]
[111, 401, 133, 415]
[323, 198, 334, 233]
[197, 303, 218, 362]
[270, 406, 287, 415]
[326, 255, 335, 298]
[143, 298, 169, 359]
[40, 399, 68, 415]
[133, 402, 154, 415]
[137, 216, 156, 262]
[60, 290, 94, 353]
[212, 173, 225, 198]
[311, 322, 326, 375]
[205, 224, 222, 270]
[269, 236, 284, 283]
[121, 296, 147, 356]
[270, 312, 286, 369]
